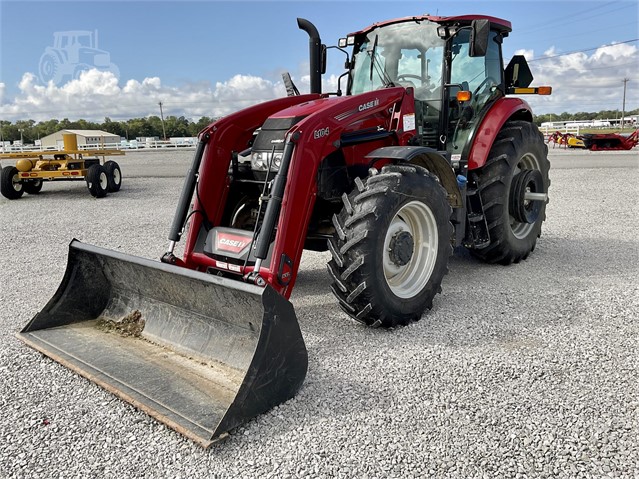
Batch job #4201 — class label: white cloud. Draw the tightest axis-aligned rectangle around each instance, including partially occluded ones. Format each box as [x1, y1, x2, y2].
[519, 42, 639, 114]
[514, 49, 534, 61]
[592, 42, 637, 61]
[0, 69, 297, 122]
[1, 41, 637, 121]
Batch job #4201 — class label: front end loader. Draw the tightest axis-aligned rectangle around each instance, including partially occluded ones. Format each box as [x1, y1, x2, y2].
[20, 14, 551, 446]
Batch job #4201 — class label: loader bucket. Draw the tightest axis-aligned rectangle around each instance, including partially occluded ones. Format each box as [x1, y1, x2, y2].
[18, 240, 307, 447]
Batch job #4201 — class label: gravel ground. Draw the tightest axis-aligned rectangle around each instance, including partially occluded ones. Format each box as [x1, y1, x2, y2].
[0, 149, 637, 478]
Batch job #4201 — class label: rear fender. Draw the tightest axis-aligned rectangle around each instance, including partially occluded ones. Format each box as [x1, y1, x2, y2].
[182, 94, 320, 266]
[264, 87, 414, 296]
[365, 146, 462, 208]
[467, 97, 533, 170]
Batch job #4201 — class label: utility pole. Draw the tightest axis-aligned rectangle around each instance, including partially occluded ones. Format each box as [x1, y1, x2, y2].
[158, 101, 167, 141]
[621, 78, 629, 131]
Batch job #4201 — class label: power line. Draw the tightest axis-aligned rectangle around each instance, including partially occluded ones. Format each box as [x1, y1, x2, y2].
[528, 20, 638, 43]
[517, 1, 615, 33]
[518, 2, 635, 35]
[525, 39, 639, 62]
[534, 61, 638, 72]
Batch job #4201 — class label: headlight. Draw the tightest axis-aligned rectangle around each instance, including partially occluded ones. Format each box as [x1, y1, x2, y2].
[251, 151, 283, 171]
[251, 152, 265, 169]
[273, 153, 283, 169]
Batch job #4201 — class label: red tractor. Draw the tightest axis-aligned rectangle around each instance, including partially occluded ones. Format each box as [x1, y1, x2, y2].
[20, 15, 551, 446]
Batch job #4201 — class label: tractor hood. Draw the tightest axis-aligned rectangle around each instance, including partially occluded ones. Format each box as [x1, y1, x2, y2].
[269, 95, 350, 122]
[251, 96, 350, 152]
[250, 96, 342, 153]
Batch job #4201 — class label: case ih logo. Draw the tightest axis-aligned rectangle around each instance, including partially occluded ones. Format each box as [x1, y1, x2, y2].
[334, 98, 381, 121]
[217, 233, 250, 254]
[358, 98, 380, 112]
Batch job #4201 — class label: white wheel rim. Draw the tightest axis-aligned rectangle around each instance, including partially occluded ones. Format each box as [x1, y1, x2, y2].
[383, 200, 439, 299]
[113, 168, 121, 185]
[12, 173, 23, 192]
[99, 172, 108, 190]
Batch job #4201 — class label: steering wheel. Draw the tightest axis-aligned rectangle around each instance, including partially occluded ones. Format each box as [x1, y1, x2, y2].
[397, 74, 426, 85]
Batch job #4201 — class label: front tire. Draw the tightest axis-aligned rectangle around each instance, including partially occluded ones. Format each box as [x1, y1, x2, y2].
[86, 164, 108, 198]
[471, 121, 550, 264]
[1, 166, 25, 200]
[328, 164, 453, 328]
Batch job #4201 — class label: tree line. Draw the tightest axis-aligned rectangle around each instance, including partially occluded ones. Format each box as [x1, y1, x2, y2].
[0, 116, 219, 144]
[1, 108, 637, 144]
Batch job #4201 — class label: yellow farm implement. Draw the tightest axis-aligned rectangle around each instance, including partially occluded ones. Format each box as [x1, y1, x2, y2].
[1, 134, 124, 199]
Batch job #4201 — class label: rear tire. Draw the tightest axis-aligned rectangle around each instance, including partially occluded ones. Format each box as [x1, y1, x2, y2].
[23, 179, 43, 195]
[470, 121, 550, 264]
[86, 164, 108, 198]
[328, 164, 453, 328]
[1, 166, 24, 200]
[104, 160, 122, 192]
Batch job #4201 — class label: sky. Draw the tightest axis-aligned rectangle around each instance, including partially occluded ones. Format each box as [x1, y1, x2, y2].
[0, 0, 637, 122]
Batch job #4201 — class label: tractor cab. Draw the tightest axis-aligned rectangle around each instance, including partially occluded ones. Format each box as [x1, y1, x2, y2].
[342, 16, 512, 159]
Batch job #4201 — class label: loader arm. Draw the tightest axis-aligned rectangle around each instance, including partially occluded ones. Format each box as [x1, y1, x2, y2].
[185, 87, 414, 297]
[178, 94, 320, 267]
[268, 87, 415, 297]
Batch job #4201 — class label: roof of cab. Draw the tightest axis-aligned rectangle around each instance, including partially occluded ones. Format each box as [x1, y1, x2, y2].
[348, 14, 512, 37]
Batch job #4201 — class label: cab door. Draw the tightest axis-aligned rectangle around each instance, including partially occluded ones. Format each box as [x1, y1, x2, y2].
[445, 30, 504, 159]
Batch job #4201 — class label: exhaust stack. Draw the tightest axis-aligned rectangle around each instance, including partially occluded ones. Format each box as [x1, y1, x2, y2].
[297, 18, 322, 94]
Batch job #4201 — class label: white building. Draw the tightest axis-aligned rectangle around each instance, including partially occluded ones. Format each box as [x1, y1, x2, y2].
[41, 129, 120, 149]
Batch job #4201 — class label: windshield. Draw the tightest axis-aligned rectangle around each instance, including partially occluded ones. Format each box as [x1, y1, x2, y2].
[350, 21, 445, 100]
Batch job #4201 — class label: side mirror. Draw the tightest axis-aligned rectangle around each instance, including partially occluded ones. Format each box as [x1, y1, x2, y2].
[469, 19, 490, 57]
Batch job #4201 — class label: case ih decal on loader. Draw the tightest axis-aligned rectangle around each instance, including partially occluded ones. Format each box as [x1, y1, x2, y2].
[19, 15, 551, 446]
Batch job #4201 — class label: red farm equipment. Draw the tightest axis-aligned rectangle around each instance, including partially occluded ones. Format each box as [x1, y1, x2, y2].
[580, 129, 638, 151]
[20, 15, 551, 446]
[550, 129, 638, 151]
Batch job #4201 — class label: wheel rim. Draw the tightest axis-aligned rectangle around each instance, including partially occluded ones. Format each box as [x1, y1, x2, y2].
[510, 169, 544, 225]
[511, 153, 543, 239]
[99, 172, 108, 190]
[113, 168, 121, 185]
[383, 200, 438, 299]
[12, 173, 23, 192]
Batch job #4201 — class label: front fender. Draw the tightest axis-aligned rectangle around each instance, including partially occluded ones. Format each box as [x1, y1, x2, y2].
[467, 97, 534, 170]
[366, 146, 462, 208]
